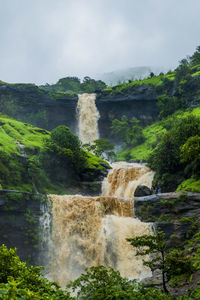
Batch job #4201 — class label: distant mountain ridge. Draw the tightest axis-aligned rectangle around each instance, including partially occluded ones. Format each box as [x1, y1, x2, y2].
[94, 66, 168, 85]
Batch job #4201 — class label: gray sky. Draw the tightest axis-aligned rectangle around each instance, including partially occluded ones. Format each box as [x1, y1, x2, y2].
[0, 0, 200, 85]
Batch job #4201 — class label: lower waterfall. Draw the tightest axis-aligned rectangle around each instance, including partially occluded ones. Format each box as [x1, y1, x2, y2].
[46, 163, 154, 287]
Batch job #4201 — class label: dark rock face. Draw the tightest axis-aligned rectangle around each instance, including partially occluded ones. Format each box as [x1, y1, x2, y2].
[0, 83, 159, 137]
[0, 190, 48, 265]
[134, 185, 152, 197]
[78, 163, 110, 196]
[136, 192, 200, 297]
[0, 83, 78, 132]
[135, 192, 200, 221]
[154, 222, 190, 247]
[96, 87, 159, 139]
[134, 192, 200, 245]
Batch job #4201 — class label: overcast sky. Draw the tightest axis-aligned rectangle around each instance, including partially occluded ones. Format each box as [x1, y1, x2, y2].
[0, 0, 200, 85]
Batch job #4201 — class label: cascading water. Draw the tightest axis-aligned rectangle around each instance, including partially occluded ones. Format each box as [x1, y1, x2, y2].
[44, 94, 155, 287]
[102, 162, 155, 198]
[77, 93, 99, 144]
[47, 163, 154, 287]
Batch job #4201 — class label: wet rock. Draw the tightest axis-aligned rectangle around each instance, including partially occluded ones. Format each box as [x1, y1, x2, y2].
[0, 190, 48, 265]
[134, 185, 152, 197]
[135, 192, 200, 222]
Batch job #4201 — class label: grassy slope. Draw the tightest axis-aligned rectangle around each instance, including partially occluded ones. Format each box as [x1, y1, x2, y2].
[0, 115, 108, 193]
[104, 72, 175, 94]
[0, 114, 49, 155]
[116, 107, 200, 192]
[117, 107, 200, 161]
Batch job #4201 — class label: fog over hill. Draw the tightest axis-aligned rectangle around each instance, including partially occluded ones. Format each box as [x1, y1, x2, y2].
[93, 66, 169, 85]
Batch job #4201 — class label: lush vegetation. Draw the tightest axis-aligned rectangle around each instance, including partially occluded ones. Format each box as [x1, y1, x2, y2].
[127, 231, 194, 294]
[40, 76, 107, 94]
[1, 241, 200, 299]
[110, 47, 200, 190]
[0, 244, 72, 299]
[0, 245, 173, 299]
[127, 228, 200, 299]
[104, 46, 200, 119]
[0, 116, 108, 194]
[82, 138, 116, 161]
[116, 106, 200, 191]
[111, 115, 144, 147]
[148, 114, 200, 191]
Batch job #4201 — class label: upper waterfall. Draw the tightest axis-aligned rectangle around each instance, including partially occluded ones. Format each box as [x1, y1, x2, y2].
[77, 93, 100, 144]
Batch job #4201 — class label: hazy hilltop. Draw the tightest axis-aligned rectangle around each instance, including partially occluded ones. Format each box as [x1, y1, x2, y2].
[94, 66, 169, 85]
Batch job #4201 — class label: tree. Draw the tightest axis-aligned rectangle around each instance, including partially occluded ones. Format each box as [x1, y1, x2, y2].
[175, 58, 190, 84]
[190, 45, 200, 66]
[147, 115, 200, 191]
[67, 265, 172, 300]
[51, 125, 80, 153]
[0, 244, 72, 299]
[82, 138, 115, 160]
[111, 115, 144, 146]
[180, 135, 200, 163]
[149, 72, 155, 78]
[180, 135, 200, 177]
[81, 77, 107, 93]
[41, 126, 86, 182]
[127, 232, 193, 295]
[56, 77, 81, 93]
[127, 231, 169, 293]
[157, 94, 186, 119]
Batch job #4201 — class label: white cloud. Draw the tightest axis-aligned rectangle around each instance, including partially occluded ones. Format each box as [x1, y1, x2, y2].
[0, 0, 200, 84]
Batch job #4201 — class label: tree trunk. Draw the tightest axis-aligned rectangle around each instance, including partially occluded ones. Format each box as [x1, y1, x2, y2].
[161, 251, 169, 294]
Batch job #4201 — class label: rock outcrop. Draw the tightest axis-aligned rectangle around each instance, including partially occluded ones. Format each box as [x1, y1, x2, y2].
[0, 190, 48, 265]
[0, 82, 159, 139]
[134, 185, 152, 197]
[96, 86, 159, 139]
[134, 192, 200, 245]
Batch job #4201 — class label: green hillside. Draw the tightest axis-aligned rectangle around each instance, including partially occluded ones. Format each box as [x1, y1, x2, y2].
[116, 107, 200, 193]
[0, 115, 108, 194]
[117, 107, 200, 161]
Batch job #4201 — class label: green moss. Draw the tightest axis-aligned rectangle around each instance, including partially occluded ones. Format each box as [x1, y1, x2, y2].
[83, 150, 109, 170]
[0, 115, 49, 155]
[177, 178, 200, 193]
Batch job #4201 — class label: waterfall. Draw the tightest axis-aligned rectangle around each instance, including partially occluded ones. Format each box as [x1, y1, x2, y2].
[77, 93, 100, 144]
[47, 163, 154, 287]
[43, 93, 155, 287]
[102, 162, 154, 198]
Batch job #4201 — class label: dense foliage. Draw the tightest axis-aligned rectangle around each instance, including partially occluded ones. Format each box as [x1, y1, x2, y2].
[40, 76, 107, 94]
[67, 265, 172, 300]
[0, 244, 72, 299]
[127, 231, 194, 294]
[147, 114, 200, 191]
[0, 118, 108, 194]
[111, 115, 144, 147]
[0, 246, 173, 300]
[82, 138, 116, 161]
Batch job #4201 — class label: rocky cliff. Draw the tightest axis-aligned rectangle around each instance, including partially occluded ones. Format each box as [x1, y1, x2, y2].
[0, 190, 48, 265]
[96, 85, 159, 139]
[0, 82, 159, 139]
[135, 192, 200, 245]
